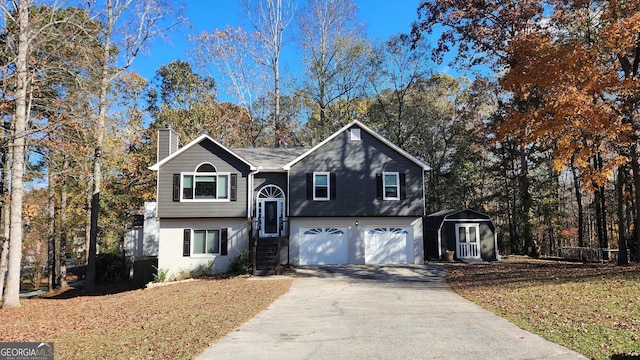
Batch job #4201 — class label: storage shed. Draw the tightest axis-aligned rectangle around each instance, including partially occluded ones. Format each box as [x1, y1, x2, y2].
[424, 209, 499, 261]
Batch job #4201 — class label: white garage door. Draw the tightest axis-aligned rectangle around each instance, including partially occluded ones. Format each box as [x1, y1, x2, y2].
[365, 227, 412, 264]
[299, 227, 348, 265]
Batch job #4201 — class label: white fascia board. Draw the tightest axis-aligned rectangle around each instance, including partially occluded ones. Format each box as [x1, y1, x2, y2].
[283, 120, 431, 171]
[148, 134, 257, 171]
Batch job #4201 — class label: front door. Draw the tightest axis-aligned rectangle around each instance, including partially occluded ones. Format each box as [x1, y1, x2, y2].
[257, 185, 285, 238]
[260, 199, 281, 237]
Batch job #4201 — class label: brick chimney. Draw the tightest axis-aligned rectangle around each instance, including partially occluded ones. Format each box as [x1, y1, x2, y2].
[157, 125, 179, 162]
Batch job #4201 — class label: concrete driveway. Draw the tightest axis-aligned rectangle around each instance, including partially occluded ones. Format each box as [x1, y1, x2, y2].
[197, 264, 587, 360]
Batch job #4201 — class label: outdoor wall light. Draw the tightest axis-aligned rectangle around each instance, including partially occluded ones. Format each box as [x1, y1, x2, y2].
[355, 220, 358, 226]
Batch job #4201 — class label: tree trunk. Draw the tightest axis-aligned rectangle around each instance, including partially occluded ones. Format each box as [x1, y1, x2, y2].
[274, 55, 281, 147]
[0, 142, 12, 300]
[571, 158, 585, 248]
[519, 147, 534, 256]
[3, 0, 30, 308]
[597, 154, 609, 259]
[58, 156, 69, 289]
[630, 146, 640, 263]
[47, 165, 56, 291]
[85, 1, 113, 293]
[617, 166, 629, 265]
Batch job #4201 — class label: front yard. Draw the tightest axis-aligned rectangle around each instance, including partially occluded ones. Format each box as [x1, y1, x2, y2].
[0, 277, 291, 359]
[446, 257, 640, 360]
[3, 257, 639, 360]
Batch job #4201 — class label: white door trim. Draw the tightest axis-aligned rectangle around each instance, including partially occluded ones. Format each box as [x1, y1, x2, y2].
[455, 223, 480, 259]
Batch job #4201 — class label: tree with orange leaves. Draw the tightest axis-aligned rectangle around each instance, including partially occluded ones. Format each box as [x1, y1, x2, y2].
[413, 0, 640, 262]
[413, 0, 546, 256]
[500, 0, 640, 262]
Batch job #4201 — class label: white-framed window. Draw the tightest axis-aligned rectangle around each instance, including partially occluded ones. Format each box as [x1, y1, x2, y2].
[313, 172, 331, 201]
[350, 128, 361, 140]
[383, 172, 400, 200]
[192, 229, 220, 255]
[181, 163, 230, 201]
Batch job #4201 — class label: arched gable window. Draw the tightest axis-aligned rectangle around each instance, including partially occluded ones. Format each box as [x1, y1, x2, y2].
[181, 162, 230, 201]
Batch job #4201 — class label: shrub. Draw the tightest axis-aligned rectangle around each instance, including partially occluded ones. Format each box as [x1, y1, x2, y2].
[95, 253, 129, 283]
[152, 266, 168, 283]
[229, 250, 251, 275]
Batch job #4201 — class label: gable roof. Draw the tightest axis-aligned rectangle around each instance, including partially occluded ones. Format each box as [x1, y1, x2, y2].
[149, 120, 430, 172]
[148, 134, 257, 171]
[231, 147, 310, 171]
[283, 120, 431, 171]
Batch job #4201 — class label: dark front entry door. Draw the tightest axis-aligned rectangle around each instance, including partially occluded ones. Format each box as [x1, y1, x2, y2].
[262, 200, 279, 236]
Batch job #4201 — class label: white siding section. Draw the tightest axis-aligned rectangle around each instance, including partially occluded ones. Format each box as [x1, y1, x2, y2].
[158, 218, 249, 280]
[124, 201, 159, 258]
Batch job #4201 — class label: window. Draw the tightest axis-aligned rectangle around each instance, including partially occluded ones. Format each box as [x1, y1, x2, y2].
[383, 172, 399, 200]
[183, 228, 228, 257]
[192, 230, 220, 255]
[350, 128, 361, 140]
[456, 224, 478, 243]
[181, 163, 229, 201]
[313, 172, 330, 200]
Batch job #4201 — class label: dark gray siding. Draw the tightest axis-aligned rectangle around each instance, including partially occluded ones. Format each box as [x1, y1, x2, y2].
[253, 173, 288, 195]
[157, 139, 251, 218]
[442, 221, 497, 261]
[289, 124, 424, 217]
[479, 222, 497, 260]
[424, 229, 440, 260]
[253, 173, 288, 216]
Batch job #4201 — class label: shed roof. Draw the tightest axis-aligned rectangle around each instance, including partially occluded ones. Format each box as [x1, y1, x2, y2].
[423, 209, 494, 231]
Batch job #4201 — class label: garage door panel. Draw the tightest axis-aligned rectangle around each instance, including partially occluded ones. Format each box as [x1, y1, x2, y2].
[365, 227, 412, 264]
[300, 227, 348, 265]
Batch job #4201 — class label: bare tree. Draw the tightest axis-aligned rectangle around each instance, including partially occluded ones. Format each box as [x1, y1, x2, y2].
[2, 0, 30, 308]
[190, 26, 269, 147]
[190, 0, 294, 147]
[296, 0, 373, 142]
[243, 0, 295, 147]
[83, 0, 182, 293]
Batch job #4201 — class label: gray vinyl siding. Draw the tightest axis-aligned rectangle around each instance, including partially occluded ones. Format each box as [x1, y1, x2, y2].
[289, 124, 424, 217]
[157, 127, 179, 162]
[157, 139, 251, 218]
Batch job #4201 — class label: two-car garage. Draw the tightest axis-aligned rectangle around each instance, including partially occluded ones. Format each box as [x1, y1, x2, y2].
[296, 220, 421, 266]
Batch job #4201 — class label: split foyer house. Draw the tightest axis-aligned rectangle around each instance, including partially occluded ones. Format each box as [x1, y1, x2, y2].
[149, 120, 430, 276]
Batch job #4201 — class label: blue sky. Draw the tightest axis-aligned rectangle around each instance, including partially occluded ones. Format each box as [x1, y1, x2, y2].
[133, 0, 423, 81]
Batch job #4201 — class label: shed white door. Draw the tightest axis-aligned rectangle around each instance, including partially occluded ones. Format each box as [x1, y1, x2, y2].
[455, 223, 480, 259]
[299, 227, 348, 265]
[364, 227, 412, 264]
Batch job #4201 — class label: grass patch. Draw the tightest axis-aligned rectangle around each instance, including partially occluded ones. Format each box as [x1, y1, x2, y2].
[1, 277, 292, 359]
[446, 257, 640, 360]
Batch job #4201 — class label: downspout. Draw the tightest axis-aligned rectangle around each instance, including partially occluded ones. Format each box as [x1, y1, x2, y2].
[437, 229, 442, 259]
[494, 223, 501, 261]
[248, 169, 259, 275]
[248, 169, 259, 220]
